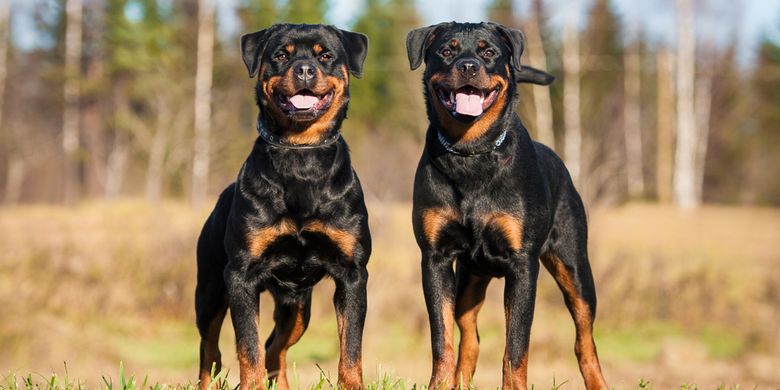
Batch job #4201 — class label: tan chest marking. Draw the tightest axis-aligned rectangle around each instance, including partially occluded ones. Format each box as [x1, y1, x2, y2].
[421, 207, 460, 245]
[482, 212, 523, 252]
[303, 220, 357, 258]
[247, 218, 298, 258]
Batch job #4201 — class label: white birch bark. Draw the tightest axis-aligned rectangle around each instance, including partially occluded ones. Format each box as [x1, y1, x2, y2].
[673, 0, 698, 209]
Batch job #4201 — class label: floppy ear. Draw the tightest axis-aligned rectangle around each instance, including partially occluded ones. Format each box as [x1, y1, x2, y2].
[515, 65, 555, 85]
[491, 23, 528, 81]
[406, 24, 441, 70]
[338, 29, 369, 78]
[240, 27, 274, 78]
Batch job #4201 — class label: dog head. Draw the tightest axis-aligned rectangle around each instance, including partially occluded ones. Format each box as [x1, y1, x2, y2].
[406, 22, 553, 142]
[241, 24, 368, 144]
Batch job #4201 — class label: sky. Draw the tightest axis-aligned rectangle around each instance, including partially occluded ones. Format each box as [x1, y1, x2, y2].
[10, 0, 780, 66]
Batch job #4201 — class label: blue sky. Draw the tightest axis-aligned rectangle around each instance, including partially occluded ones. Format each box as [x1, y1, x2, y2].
[11, 0, 780, 65]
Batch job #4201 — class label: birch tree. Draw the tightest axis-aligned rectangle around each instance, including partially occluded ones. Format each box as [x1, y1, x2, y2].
[673, 0, 698, 209]
[63, 0, 83, 204]
[191, 0, 215, 207]
[563, 10, 582, 185]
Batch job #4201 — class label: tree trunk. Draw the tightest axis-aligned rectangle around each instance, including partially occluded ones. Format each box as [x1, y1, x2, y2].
[63, 0, 83, 204]
[191, 0, 215, 207]
[0, 0, 21, 204]
[145, 96, 171, 202]
[656, 48, 675, 204]
[694, 67, 712, 202]
[673, 0, 698, 209]
[526, 0, 554, 148]
[562, 11, 582, 186]
[623, 37, 644, 198]
[104, 80, 129, 198]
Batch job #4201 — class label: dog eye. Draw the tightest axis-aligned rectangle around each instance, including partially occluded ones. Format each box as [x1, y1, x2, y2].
[318, 52, 333, 62]
[441, 48, 453, 57]
[274, 52, 288, 62]
[483, 49, 496, 58]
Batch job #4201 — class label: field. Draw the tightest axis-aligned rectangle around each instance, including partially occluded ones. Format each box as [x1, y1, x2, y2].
[1, 201, 778, 388]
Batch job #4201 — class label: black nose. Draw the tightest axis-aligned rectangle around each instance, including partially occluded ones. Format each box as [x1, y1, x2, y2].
[294, 63, 315, 81]
[457, 59, 480, 78]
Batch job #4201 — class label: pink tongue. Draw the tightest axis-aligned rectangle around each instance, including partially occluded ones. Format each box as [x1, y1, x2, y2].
[289, 94, 319, 109]
[455, 93, 483, 116]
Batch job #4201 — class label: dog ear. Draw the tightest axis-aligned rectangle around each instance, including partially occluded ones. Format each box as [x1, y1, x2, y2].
[406, 24, 442, 70]
[337, 29, 369, 79]
[491, 23, 528, 81]
[240, 26, 275, 78]
[515, 65, 555, 85]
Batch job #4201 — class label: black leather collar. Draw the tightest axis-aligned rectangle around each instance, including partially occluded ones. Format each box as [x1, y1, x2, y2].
[257, 122, 341, 150]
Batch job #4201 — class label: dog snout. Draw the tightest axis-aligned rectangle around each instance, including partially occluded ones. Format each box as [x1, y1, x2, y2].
[294, 62, 316, 81]
[456, 59, 480, 78]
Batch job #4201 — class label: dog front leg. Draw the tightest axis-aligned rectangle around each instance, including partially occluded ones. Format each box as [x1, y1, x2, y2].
[422, 252, 457, 389]
[502, 258, 540, 390]
[225, 266, 266, 390]
[334, 266, 368, 390]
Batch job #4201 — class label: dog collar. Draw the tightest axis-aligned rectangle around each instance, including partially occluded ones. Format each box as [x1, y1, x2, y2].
[436, 129, 508, 156]
[257, 122, 341, 150]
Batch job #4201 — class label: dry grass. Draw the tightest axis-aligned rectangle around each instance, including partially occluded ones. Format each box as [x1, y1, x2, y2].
[0, 200, 778, 388]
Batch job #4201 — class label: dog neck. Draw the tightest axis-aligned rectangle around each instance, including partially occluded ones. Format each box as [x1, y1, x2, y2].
[256, 120, 341, 150]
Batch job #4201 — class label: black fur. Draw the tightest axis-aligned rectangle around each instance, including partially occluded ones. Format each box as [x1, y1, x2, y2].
[407, 22, 606, 390]
[196, 24, 369, 390]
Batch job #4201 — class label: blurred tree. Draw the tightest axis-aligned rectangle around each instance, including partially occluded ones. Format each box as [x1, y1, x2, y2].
[0, 0, 19, 204]
[580, 0, 623, 203]
[192, 0, 215, 207]
[562, 10, 582, 186]
[623, 29, 644, 198]
[524, 0, 555, 148]
[748, 32, 780, 204]
[238, 0, 277, 31]
[349, 0, 423, 135]
[672, 0, 698, 209]
[655, 47, 674, 204]
[285, 0, 324, 24]
[62, 0, 83, 204]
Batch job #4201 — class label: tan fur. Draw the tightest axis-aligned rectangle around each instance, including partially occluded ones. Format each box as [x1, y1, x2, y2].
[265, 302, 307, 390]
[427, 70, 509, 143]
[540, 253, 608, 390]
[303, 219, 356, 258]
[246, 218, 297, 258]
[455, 276, 490, 385]
[482, 212, 523, 252]
[422, 207, 460, 245]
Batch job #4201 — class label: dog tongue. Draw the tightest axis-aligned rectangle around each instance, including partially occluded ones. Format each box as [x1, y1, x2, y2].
[455, 92, 483, 116]
[289, 94, 319, 109]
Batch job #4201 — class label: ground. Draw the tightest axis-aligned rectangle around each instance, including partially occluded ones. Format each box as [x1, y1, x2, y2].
[1, 200, 778, 388]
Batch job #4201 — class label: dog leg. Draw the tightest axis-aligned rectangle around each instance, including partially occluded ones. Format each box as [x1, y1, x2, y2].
[454, 266, 491, 386]
[541, 250, 607, 390]
[264, 291, 312, 390]
[196, 292, 228, 390]
[225, 267, 266, 390]
[422, 253, 457, 389]
[334, 267, 368, 390]
[502, 258, 539, 390]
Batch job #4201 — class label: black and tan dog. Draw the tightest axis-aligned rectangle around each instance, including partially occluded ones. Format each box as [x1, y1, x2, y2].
[195, 24, 369, 390]
[406, 22, 608, 390]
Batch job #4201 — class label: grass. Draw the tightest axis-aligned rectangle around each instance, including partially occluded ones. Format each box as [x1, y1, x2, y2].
[0, 200, 778, 388]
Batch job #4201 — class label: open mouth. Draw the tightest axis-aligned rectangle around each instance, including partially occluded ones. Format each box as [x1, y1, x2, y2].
[276, 89, 334, 117]
[435, 85, 500, 119]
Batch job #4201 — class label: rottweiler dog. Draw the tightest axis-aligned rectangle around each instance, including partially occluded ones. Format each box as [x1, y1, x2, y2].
[195, 24, 369, 390]
[406, 22, 608, 390]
